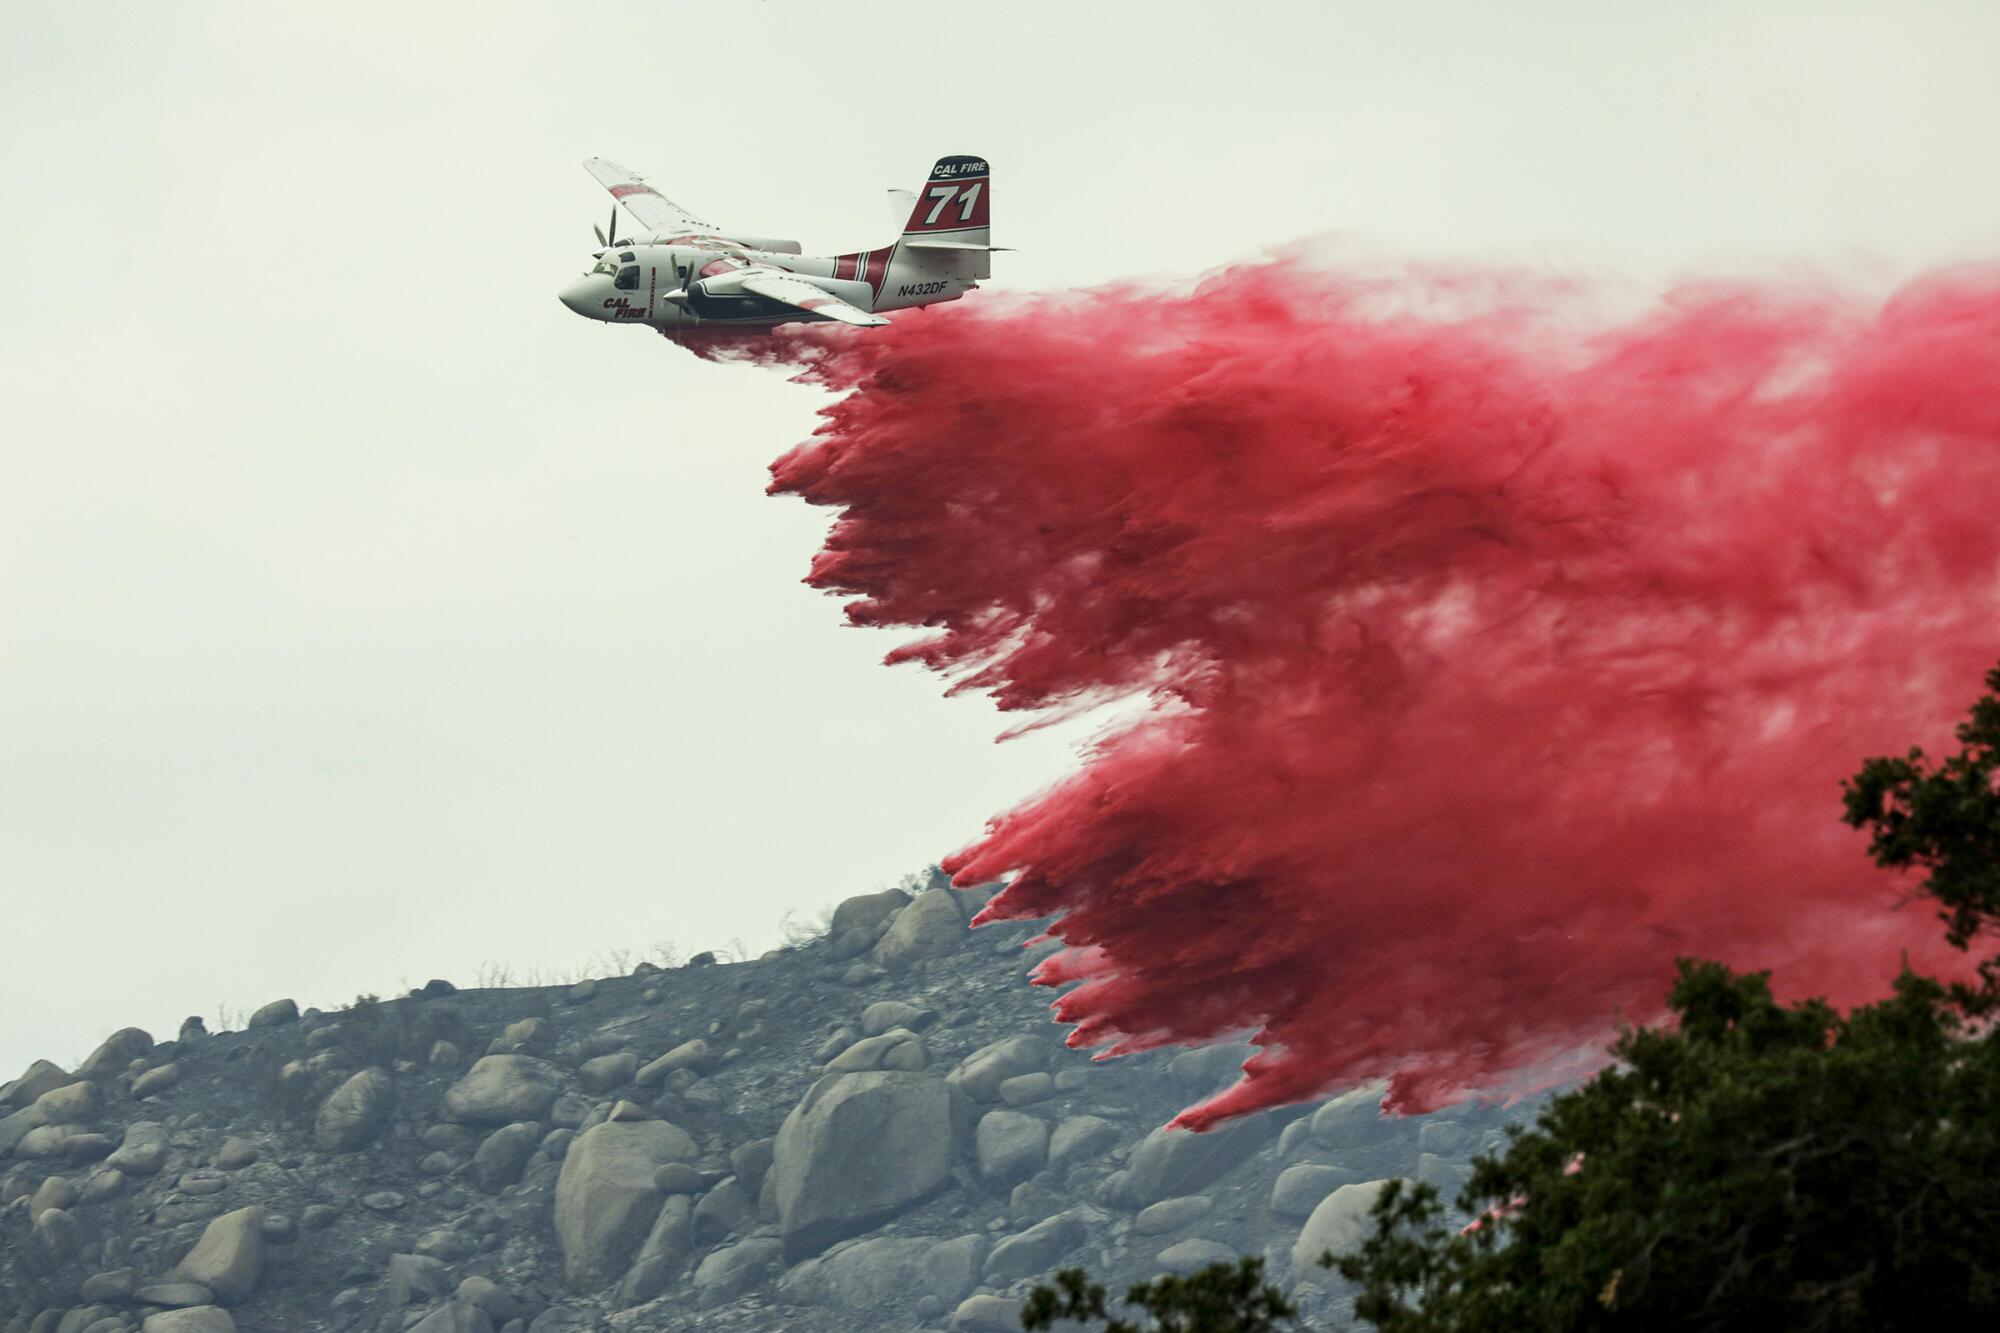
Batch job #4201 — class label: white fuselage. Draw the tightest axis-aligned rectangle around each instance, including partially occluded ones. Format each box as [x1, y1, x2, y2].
[556, 236, 974, 334]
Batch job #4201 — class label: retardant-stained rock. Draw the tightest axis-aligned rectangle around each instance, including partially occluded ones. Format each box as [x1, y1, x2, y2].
[773, 1071, 954, 1260]
[314, 1068, 395, 1152]
[872, 887, 967, 970]
[443, 1057, 565, 1125]
[1291, 1179, 1404, 1277]
[168, 1206, 265, 1305]
[552, 1119, 697, 1290]
[1122, 1114, 1276, 1206]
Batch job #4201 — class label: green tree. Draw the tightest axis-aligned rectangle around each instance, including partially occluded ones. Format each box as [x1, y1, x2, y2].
[1022, 1258, 1300, 1333]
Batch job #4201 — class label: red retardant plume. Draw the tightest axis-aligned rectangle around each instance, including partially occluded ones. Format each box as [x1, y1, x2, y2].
[716, 258, 2000, 1128]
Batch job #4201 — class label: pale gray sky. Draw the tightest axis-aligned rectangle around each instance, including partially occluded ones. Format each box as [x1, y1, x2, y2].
[5, 1, 1998, 1076]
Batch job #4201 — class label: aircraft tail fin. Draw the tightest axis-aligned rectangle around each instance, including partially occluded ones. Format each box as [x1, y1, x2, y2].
[898, 155, 994, 279]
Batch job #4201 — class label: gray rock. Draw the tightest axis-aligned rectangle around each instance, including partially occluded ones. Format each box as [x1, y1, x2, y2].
[1166, 1044, 1252, 1094]
[1417, 1151, 1471, 1199]
[140, 1310, 235, 1333]
[76, 1028, 152, 1078]
[691, 1176, 753, 1242]
[652, 1162, 705, 1194]
[824, 1028, 926, 1073]
[1308, 1082, 1394, 1150]
[1292, 1179, 1405, 1277]
[407, 1303, 495, 1333]
[430, 1040, 465, 1071]
[472, 1122, 541, 1192]
[1, 1059, 73, 1109]
[950, 1294, 1025, 1332]
[985, 1211, 1088, 1282]
[615, 1194, 692, 1308]
[455, 1277, 519, 1323]
[1156, 1238, 1237, 1273]
[633, 1039, 712, 1086]
[80, 1269, 138, 1303]
[552, 1119, 697, 1290]
[498, 1018, 553, 1053]
[301, 1204, 339, 1230]
[30, 1176, 77, 1220]
[1271, 1163, 1353, 1220]
[134, 1283, 215, 1307]
[212, 1137, 257, 1170]
[997, 1072, 1055, 1106]
[975, 1110, 1048, 1186]
[827, 887, 910, 939]
[167, 1206, 265, 1304]
[314, 1068, 396, 1152]
[105, 1120, 169, 1176]
[772, 1071, 955, 1260]
[872, 887, 966, 970]
[1122, 1115, 1276, 1206]
[946, 1035, 1046, 1102]
[779, 1233, 987, 1311]
[387, 1253, 451, 1307]
[691, 1237, 782, 1308]
[1135, 1195, 1213, 1234]
[1048, 1115, 1121, 1172]
[33, 1207, 84, 1260]
[443, 1057, 566, 1125]
[578, 1053, 638, 1093]
[417, 1229, 477, 1262]
[130, 1064, 182, 1099]
[247, 999, 299, 1029]
[728, 1136, 775, 1195]
[360, 1190, 406, 1212]
[859, 1000, 938, 1035]
[77, 1167, 124, 1204]
[0, 1103, 48, 1156]
[35, 1081, 100, 1126]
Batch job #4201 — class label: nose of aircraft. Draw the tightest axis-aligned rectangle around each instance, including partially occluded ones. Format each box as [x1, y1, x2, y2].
[557, 276, 597, 316]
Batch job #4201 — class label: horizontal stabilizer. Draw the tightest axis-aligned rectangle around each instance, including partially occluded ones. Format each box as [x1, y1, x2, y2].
[902, 240, 1014, 252]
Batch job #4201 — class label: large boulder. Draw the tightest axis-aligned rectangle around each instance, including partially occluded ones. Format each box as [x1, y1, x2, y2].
[1292, 1179, 1405, 1278]
[76, 1027, 153, 1077]
[772, 1071, 955, 1260]
[168, 1206, 266, 1305]
[0, 1059, 73, 1109]
[1308, 1082, 1396, 1150]
[1271, 1163, 1355, 1220]
[778, 1233, 988, 1312]
[1122, 1114, 1276, 1206]
[314, 1068, 396, 1152]
[872, 887, 967, 970]
[442, 1056, 565, 1125]
[247, 998, 299, 1029]
[1049, 1115, 1122, 1172]
[107, 1121, 170, 1175]
[553, 1119, 697, 1291]
[634, 1039, 712, 1086]
[0, 1102, 47, 1156]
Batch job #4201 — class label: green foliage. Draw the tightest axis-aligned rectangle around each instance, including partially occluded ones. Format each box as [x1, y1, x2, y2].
[1332, 961, 2000, 1329]
[1843, 661, 2000, 1001]
[1022, 1259, 1299, 1333]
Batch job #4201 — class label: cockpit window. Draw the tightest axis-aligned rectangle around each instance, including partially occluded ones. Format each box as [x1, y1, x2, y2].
[591, 259, 617, 276]
[619, 251, 637, 263]
[614, 265, 641, 291]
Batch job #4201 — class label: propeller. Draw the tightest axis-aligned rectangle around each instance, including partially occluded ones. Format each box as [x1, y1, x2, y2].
[593, 206, 618, 250]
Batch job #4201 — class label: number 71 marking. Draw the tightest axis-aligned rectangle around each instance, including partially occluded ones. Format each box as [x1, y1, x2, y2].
[923, 181, 984, 226]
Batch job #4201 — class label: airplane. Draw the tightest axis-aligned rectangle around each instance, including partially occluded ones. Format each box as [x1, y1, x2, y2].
[557, 154, 1000, 337]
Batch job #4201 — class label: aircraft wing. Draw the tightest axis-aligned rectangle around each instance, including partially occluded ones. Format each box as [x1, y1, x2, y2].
[584, 158, 718, 236]
[738, 270, 889, 327]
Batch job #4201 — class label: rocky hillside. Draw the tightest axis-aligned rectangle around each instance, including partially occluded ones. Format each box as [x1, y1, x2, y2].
[1, 874, 1542, 1333]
